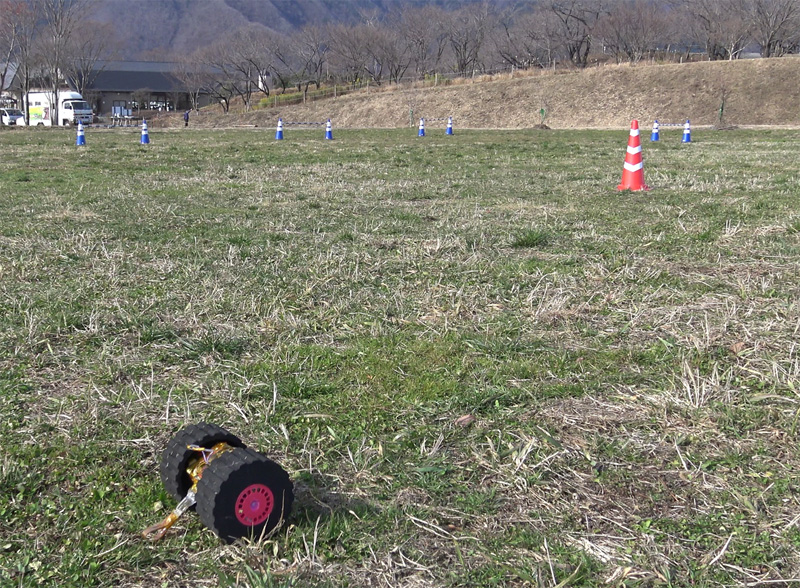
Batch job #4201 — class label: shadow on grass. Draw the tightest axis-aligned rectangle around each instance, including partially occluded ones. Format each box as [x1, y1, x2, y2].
[290, 471, 377, 525]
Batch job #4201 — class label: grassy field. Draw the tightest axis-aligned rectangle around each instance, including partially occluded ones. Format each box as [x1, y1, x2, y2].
[1, 124, 799, 587]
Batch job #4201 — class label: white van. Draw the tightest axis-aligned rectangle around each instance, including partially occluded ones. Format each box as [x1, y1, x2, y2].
[26, 91, 93, 126]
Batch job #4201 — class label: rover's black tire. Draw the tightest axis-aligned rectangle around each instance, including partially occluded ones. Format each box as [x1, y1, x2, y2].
[159, 422, 245, 503]
[196, 447, 294, 544]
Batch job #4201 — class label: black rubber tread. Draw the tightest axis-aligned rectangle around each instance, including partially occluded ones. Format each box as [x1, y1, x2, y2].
[196, 447, 294, 544]
[159, 422, 246, 503]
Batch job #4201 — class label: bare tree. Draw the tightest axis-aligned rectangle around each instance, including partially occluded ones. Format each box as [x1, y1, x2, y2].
[250, 27, 322, 98]
[291, 25, 328, 89]
[202, 73, 234, 113]
[396, 5, 449, 79]
[131, 87, 149, 116]
[35, 0, 90, 123]
[195, 42, 240, 113]
[357, 24, 386, 84]
[326, 23, 370, 87]
[682, 0, 752, 60]
[63, 20, 115, 98]
[166, 90, 181, 111]
[444, 2, 496, 75]
[750, 0, 800, 56]
[173, 54, 206, 111]
[194, 25, 286, 113]
[495, 6, 566, 69]
[598, 0, 667, 63]
[4, 0, 38, 121]
[270, 25, 329, 98]
[494, 6, 530, 68]
[249, 29, 291, 94]
[550, 0, 607, 68]
[362, 19, 411, 84]
[0, 0, 25, 98]
[221, 25, 272, 111]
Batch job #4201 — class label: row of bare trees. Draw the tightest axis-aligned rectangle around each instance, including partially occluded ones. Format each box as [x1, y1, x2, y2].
[1, 0, 112, 121]
[177, 0, 800, 112]
[3, 0, 800, 115]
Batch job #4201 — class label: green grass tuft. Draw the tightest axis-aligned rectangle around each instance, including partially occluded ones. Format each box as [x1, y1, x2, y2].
[511, 228, 551, 248]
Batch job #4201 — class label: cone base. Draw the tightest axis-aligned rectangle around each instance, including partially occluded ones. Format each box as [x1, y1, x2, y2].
[617, 183, 651, 191]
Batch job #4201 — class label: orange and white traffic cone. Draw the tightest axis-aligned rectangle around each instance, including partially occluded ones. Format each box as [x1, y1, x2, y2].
[617, 120, 650, 191]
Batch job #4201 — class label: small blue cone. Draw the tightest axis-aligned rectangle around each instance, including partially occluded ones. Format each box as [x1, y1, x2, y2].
[325, 119, 333, 140]
[76, 122, 86, 146]
[682, 119, 691, 143]
[140, 119, 150, 144]
[650, 120, 659, 142]
[418, 117, 425, 137]
[275, 118, 284, 140]
[446, 116, 453, 135]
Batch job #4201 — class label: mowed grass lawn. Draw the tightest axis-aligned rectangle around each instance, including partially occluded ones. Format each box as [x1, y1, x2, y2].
[1, 124, 799, 587]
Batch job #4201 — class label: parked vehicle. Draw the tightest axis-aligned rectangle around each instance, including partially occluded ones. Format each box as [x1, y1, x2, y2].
[25, 91, 93, 126]
[0, 108, 25, 126]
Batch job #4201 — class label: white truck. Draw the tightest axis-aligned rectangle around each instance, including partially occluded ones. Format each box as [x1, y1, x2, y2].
[26, 91, 93, 126]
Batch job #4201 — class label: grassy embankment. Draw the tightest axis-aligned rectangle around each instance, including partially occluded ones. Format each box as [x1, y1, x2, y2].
[161, 58, 800, 130]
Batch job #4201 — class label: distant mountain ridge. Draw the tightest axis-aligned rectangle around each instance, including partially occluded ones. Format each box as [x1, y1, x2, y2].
[92, 0, 483, 58]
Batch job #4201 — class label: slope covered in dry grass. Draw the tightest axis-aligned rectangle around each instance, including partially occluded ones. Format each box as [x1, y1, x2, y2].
[174, 57, 800, 130]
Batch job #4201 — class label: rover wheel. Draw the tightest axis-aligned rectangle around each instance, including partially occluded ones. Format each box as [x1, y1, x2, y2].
[159, 422, 245, 502]
[196, 447, 294, 544]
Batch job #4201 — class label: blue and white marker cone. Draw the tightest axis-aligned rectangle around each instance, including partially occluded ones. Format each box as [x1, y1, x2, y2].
[325, 119, 333, 140]
[76, 122, 86, 146]
[140, 119, 150, 144]
[275, 118, 284, 140]
[418, 117, 425, 137]
[446, 116, 453, 135]
[650, 120, 659, 142]
[682, 119, 691, 143]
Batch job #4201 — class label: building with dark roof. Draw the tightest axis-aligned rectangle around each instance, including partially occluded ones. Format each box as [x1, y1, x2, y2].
[4, 60, 238, 118]
[84, 60, 213, 115]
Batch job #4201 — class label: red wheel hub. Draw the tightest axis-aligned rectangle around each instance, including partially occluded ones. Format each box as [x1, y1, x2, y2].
[235, 484, 274, 526]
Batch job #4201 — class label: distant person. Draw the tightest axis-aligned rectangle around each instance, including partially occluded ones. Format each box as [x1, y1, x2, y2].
[184, 110, 189, 127]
